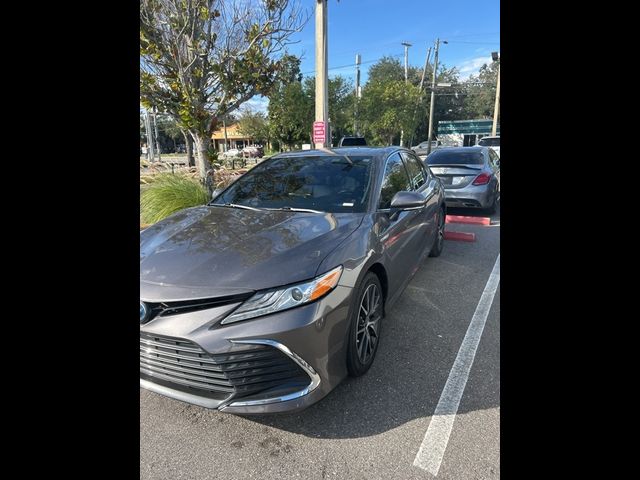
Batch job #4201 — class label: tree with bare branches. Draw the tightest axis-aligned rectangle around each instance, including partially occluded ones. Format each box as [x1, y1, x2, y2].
[140, 0, 307, 179]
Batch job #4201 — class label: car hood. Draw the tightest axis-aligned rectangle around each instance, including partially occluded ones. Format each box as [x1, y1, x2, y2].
[140, 206, 364, 301]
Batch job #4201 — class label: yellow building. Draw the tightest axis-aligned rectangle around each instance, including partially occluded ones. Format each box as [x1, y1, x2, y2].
[211, 123, 254, 152]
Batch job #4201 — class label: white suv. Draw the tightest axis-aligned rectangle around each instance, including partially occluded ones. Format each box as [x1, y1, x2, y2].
[477, 136, 500, 156]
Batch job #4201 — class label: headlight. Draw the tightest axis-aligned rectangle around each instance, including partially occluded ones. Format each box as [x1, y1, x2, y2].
[221, 265, 343, 325]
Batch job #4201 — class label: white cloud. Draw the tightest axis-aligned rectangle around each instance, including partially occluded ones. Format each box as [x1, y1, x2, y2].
[456, 56, 492, 80]
[241, 96, 269, 114]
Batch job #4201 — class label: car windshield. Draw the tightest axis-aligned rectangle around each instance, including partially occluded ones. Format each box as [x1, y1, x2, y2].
[427, 150, 485, 165]
[212, 154, 374, 213]
[478, 137, 500, 147]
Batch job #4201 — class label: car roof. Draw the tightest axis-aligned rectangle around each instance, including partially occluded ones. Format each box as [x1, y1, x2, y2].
[480, 136, 500, 139]
[429, 146, 486, 154]
[275, 146, 401, 159]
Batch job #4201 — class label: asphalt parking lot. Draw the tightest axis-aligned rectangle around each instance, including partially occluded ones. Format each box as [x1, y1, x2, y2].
[140, 205, 500, 480]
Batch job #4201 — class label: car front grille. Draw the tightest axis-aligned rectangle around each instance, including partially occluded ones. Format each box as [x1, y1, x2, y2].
[140, 293, 253, 325]
[139, 333, 310, 401]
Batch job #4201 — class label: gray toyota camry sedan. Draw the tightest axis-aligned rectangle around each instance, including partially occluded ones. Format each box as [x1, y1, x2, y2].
[140, 147, 446, 414]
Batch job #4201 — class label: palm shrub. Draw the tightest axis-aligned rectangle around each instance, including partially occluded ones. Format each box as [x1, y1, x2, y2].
[140, 173, 209, 225]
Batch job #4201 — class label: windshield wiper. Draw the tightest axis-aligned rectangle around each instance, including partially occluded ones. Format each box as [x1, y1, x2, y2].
[210, 203, 263, 211]
[265, 206, 324, 214]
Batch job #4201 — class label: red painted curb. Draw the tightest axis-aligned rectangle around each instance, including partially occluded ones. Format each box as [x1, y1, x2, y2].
[444, 231, 476, 242]
[446, 215, 490, 226]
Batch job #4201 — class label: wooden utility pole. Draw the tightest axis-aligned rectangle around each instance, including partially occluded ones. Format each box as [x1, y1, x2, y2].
[409, 46, 432, 147]
[315, 0, 329, 148]
[426, 39, 442, 156]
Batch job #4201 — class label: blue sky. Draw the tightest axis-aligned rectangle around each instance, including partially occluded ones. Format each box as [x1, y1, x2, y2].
[245, 0, 500, 112]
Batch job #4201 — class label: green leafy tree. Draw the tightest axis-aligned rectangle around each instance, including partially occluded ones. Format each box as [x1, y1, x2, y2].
[359, 56, 448, 146]
[267, 55, 312, 150]
[358, 57, 426, 145]
[303, 75, 354, 144]
[360, 80, 421, 145]
[157, 115, 182, 152]
[410, 64, 462, 145]
[367, 56, 422, 85]
[269, 80, 311, 150]
[140, 0, 306, 179]
[462, 60, 499, 119]
[237, 108, 270, 145]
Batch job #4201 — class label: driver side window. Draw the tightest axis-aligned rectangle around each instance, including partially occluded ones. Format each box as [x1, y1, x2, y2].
[378, 153, 411, 209]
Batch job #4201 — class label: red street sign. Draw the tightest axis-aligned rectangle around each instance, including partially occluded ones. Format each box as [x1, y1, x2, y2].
[313, 121, 326, 143]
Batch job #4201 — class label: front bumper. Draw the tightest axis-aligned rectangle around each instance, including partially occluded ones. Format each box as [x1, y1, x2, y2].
[443, 183, 494, 208]
[140, 285, 354, 414]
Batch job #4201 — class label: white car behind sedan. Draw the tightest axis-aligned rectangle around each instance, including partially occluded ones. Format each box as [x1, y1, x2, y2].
[477, 136, 500, 157]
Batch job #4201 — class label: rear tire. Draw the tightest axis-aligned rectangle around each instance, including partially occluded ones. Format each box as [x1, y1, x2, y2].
[486, 190, 498, 215]
[346, 272, 384, 377]
[429, 207, 445, 257]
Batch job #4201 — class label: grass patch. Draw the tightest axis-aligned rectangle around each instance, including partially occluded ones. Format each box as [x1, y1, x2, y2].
[140, 173, 209, 225]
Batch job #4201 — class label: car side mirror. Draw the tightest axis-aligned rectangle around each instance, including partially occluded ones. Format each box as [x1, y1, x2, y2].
[390, 191, 426, 209]
[211, 188, 222, 200]
[388, 191, 426, 220]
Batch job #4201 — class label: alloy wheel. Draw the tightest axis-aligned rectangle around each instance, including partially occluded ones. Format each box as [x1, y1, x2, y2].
[356, 283, 382, 364]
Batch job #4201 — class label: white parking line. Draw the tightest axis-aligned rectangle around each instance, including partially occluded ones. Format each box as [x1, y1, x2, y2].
[413, 254, 500, 476]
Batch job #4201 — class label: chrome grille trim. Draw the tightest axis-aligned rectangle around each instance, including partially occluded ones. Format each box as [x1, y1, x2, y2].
[220, 338, 321, 409]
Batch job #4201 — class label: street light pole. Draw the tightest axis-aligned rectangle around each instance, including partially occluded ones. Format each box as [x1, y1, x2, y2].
[427, 38, 446, 156]
[491, 52, 500, 136]
[402, 42, 412, 83]
[315, 0, 329, 149]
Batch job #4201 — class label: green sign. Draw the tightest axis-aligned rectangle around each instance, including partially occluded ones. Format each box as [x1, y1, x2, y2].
[438, 120, 500, 135]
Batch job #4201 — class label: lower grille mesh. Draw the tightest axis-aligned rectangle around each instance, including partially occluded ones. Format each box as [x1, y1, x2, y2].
[140, 333, 309, 400]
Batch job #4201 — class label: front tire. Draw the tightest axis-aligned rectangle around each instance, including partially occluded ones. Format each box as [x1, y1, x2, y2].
[346, 273, 384, 377]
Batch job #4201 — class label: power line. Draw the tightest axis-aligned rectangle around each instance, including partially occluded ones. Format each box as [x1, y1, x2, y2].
[445, 31, 500, 38]
[447, 41, 501, 45]
[301, 53, 403, 76]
